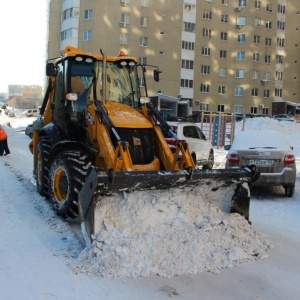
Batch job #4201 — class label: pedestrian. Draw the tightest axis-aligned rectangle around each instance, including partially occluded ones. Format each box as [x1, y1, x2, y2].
[0, 124, 10, 156]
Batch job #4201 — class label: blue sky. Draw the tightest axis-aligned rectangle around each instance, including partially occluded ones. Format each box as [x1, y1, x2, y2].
[0, 0, 48, 93]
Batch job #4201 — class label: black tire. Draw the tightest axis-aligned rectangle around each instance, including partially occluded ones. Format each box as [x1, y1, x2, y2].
[35, 138, 51, 198]
[48, 151, 92, 218]
[284, 185, 294, 197]
[203, 150, 214, 170]
[29, 132, 33, 139]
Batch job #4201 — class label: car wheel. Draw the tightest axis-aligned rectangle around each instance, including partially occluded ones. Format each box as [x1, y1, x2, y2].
[29, 132, 33, 139]
[284, 186, 294, 197]
[203, 150, 214, 170]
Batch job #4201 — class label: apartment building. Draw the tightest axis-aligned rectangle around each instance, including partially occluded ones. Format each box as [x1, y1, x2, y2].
[47, 0, 300, 115]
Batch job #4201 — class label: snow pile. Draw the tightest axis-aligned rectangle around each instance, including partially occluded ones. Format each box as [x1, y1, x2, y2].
[71, 187, 272, 278]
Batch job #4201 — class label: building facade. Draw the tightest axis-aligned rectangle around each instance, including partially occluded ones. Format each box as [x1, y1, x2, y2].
[47, 0, 300, 115]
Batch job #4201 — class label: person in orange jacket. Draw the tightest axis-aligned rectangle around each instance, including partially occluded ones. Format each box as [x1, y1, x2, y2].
[0, 124, 10, 156]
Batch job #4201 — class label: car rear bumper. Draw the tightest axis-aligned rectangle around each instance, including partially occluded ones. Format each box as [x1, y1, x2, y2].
[255, 167, 296, 186]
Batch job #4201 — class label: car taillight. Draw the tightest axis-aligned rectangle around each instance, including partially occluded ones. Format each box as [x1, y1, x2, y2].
[227, 153, 239, 163]
[284, 154, 295, 164]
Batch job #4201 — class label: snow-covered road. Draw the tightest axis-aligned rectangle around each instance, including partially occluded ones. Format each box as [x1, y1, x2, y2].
[1, 114, 300, 299]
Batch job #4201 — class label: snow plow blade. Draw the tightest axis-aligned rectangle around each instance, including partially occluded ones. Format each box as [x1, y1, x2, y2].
[78, 165, 259, 242]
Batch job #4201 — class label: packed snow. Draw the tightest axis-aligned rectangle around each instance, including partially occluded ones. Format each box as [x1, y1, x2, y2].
[1, 109, 300, 298]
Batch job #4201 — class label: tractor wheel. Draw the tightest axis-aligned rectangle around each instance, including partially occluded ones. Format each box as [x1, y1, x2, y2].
[203, 150, 214, 170]
[48, 151, 92, 218]
[35, 137, 51, 198]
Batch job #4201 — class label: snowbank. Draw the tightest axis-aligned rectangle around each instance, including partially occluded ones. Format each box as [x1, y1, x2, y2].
[71, 187, 272, 278]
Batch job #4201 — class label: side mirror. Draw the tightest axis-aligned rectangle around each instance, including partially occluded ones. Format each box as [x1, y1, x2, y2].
[153, 69, 161, 82]
[46, 63, 57, 77]
[224, 145, 231, 151]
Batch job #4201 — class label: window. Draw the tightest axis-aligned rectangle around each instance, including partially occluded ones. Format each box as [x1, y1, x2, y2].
[201, 65, 210, 74]
[199, 103, 209, 111]
[184, 4, 196, 13]
[220, 50, 227, 59]
[121, 13, 130, 25]
[236, 51, 245, 60]
[277, 21, 285, 31]
[219, 67, 227, 77]
[203, 10, 212, 19]
[265, 38, 272, 46]
[221, 14, 228, 23]
[140, 17, 149, 27]
[237, 34, 246, 43]
[218, 86, 226, 94]
[218, 104, 225, 112]
[138, 57, 147, 65]
[265, 55, 271, 63]
[181, 79, 193, 88]
[141, 0, 149, 7]
[251, 106, 258, 114]
[275, 88, 282, 97]
[139, 36, 148, 47]
[235, 87, 244, 96]
[255, 1, 261, 9]
[234, 105, 243, 114]
[235, 69, 245, 78]
[221, 32, 228, 41]
[254, 18, 261, 26]
[253, 53, 260, 62]
[84, 9, 93, 20]
[203, 28, 212, 38]
[182, 41, 195, 50]
[277, 38, 285, 47]
[263, 90, 270, 98]
[83, 30, 92, 41]
[60, 28, 72, 41]
[238, 0, 247, 7]
[252, 70, 259, 79]
[182, 59, 194, 70]
[254, 35, 260, 44]
[120, 33, 129, 44]
[222, 0, 228, 6]
[266, 21, 272, 29]
[276, 54, 284, 64]
[276, 71, 283, 80]
[200, 84, 210, 93]
[264, 72, 271, 81]
[278, 4, 286, 14]
[61, 7, 73, 21]
[236, 17, 247, 26]
[252, 88, 258, 96]
[266, 4, 273, 12]
[184, 22, 195, 32]
[202, 47, 211, 56]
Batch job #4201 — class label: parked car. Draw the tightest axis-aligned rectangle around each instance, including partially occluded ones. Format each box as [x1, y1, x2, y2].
[25, 124, 34, 138]
[225, 130, 296, 197]
[162, 121, 214, 169]
[25, 109, 39, 117]
[273, 114, 295, 122]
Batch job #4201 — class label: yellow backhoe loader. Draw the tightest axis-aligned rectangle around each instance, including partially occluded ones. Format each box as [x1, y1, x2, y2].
[29, 46, 259, 241]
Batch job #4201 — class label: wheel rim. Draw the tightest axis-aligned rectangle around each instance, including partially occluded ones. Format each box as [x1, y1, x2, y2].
[53, 167, 68, 202]
[208, 152, 214, 168]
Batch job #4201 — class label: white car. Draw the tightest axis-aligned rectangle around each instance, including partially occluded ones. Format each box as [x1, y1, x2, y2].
[225, 130, 296, 197]
[273, 114, 295, 122]
[163, 121, 214, 169]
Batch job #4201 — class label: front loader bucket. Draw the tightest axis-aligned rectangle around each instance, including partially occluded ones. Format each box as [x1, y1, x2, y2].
[78, 165, 259, 242]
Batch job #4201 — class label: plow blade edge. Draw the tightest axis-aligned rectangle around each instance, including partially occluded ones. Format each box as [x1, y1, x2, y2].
[78, 166, 259, 242]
